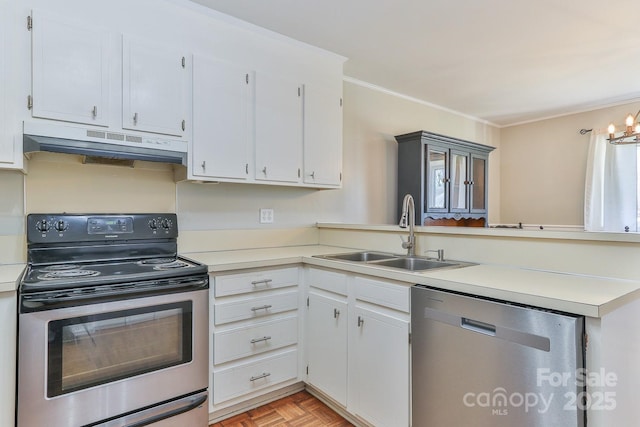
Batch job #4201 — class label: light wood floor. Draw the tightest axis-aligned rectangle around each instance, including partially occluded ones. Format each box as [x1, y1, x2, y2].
[210, 391, 353, 427]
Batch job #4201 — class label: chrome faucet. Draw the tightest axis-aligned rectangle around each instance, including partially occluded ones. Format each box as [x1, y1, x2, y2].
[399, 194, 416, 256]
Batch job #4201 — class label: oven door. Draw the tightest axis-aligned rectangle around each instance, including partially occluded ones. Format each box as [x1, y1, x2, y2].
[17, 284, 208, 427]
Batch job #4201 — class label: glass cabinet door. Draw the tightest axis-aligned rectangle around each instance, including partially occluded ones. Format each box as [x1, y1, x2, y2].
[470, 154, 487, 212]
[450, 151, 469, 212]
[425, 147, 448, 212]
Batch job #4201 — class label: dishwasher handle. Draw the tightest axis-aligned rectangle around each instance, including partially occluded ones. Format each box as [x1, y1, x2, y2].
[421, 306, 551, 352]
[461, 317, 496, 336]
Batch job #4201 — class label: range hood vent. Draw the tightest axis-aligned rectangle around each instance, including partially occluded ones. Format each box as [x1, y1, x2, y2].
[23, 122, 187, 166]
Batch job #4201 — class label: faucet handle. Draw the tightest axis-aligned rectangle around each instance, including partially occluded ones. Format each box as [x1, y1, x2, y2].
[425, 249, 445, 261]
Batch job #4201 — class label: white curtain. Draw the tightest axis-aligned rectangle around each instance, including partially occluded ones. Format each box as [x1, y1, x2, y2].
[584, 132, 638, 232]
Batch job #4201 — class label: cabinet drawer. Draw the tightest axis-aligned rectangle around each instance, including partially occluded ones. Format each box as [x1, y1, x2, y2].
[354, 276, 410, 313]
[213, 349, 298, 404]
[215, 267, 298, 297]
[214, 315, 298, 364]
[307, 268, 348, 296]
[214, 290, 298, 325]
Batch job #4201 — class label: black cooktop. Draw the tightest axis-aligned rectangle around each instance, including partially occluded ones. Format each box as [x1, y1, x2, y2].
[21, 255, 208, 292]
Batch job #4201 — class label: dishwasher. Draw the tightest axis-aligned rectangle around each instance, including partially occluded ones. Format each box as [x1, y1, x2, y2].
[411, 285, 585, 427]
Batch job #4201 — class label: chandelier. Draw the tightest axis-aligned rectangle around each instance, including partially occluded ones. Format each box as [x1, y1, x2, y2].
[607, 110, 640, 144]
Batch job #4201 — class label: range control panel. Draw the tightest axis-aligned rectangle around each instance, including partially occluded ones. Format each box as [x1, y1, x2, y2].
[27, 213, 178, 243]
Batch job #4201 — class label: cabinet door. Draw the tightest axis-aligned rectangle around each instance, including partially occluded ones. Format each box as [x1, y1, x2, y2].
[307, 292, 347, 405]
[303, 81, 343, 186]
[0, 15, 11, 166]
[352, 305, 409, 427]
[192, 56, 251, 180]
[122, 36, 189, 137]
[425, 145, 449, 213]
[470, 153, 488, 213]
[449, 149, 470, 213]
[31, 10, 109, 126]
[255, 72, 302, 183]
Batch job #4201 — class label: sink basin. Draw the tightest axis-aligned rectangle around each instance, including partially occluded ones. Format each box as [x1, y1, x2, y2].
[371, 257, 461, 271]
[315, 252, 473, 272]
[319, 251, 397, 262]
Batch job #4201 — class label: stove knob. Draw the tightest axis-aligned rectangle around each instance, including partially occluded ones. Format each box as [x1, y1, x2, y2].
[36, 219, 51, 232]
[161, 218, 172, 229]
[54, 220, 68, 232]
[149, 219, 158, 230]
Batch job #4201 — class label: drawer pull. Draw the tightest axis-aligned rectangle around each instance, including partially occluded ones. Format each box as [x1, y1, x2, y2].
[250, 372, 271, 382]
[251, 279, 273, 287]
[358, 316, 364, 327]
[250, 304, 273, 312]
[250, 336, 272, 344]
[334, 308, 340, 319]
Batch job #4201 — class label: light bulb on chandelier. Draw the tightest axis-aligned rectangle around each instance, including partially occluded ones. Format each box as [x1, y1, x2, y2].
[607, 110, 640, 144]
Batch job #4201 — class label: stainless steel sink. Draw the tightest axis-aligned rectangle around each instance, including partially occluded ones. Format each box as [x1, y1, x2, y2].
[318, 251, 397, 262]
[370, 257, 460, 271]
[315, 251, 473, 272]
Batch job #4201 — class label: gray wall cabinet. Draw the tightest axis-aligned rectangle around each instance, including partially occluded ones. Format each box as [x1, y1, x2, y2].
[396, 130, 495, 226]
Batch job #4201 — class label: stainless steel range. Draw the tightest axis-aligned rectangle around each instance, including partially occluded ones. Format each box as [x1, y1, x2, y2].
[17, 213, 209, 427]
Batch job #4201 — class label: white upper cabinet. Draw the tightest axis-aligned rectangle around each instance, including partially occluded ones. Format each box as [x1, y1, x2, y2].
[303, 80, 343, 186]
[0, 10, 20, 169]
[192, 55, 252, 181]
[30, 9, 110, 127]
[122, 35, 189, 137]
[254, 71, 303, 184]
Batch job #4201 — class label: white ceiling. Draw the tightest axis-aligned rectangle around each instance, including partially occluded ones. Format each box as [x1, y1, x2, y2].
[188, 0, 640, 127]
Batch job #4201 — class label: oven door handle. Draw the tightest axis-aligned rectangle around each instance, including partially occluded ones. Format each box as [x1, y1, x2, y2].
[21, 276, 209, 312]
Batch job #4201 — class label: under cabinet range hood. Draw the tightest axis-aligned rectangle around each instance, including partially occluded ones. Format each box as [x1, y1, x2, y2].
[23, 122, 187, 166]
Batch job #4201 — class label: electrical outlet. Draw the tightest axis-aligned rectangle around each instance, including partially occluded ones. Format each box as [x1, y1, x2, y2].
[259, 208, 274, 224]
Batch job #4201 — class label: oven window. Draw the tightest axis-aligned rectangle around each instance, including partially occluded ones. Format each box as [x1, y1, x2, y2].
[47, 302, 192, 397]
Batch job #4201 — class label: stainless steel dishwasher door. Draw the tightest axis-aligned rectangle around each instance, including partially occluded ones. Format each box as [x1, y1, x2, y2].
[411, 285, 585, 427]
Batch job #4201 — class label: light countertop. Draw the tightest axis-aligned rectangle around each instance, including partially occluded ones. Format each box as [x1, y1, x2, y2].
[186, 245, 640, 318]
[0, 264, 25, 293]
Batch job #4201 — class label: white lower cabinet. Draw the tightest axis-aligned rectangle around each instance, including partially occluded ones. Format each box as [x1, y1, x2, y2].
[305, 268, 411, 426]
[210, 267, 301, 413]
[306, 268, 348, 406]
[351, 303, 410, 427]
[210, 266, 410, 424]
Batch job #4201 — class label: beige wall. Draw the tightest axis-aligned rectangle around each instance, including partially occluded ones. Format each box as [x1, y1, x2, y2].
[500, 101, 640, 226]
[0, 170, 24, 264]
[340, 80, 501, 224]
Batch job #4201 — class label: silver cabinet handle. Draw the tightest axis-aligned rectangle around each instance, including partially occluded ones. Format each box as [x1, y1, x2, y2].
[181, 119, 186, 131]
[250, 304, 272, 312]
[92, 106, 97, 118]
[357, 316, 364, 327]
[133, 112, 138, 125]
[250, 336, 272, 344]
[251, 279, 273, 287]
[262, 166, 267, 175]
[250, 372, 271, 382]
[310, 171, 315, 179]
[201, 161, 206, 170]
[334, 308, 340, 319]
